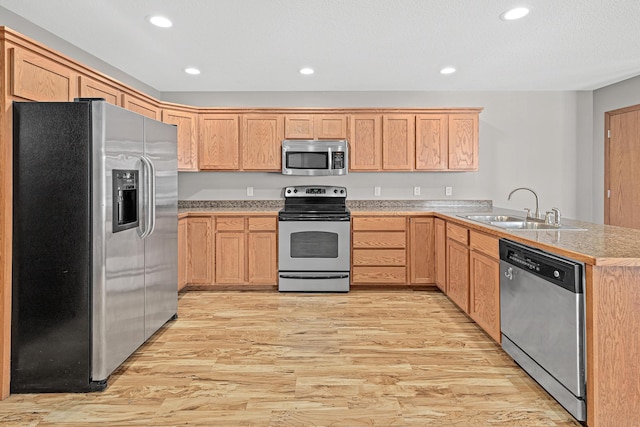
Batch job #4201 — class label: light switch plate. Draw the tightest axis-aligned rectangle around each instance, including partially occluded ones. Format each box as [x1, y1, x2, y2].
[413, 186, 421, 196]
[374, 186, 381, 196]
[445, 186, 453, 196]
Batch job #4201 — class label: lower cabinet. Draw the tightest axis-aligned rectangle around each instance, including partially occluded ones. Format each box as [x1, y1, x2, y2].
[469, 230, 501, 342]
[446, 227, 470, 312]
[187, 216, 214, 286]
[434, 218, 447, 292]
[409, 216, 435, 284]
[178, 218, 188, 291]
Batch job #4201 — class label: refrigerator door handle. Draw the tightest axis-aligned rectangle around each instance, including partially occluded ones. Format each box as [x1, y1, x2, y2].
[139, 156, 154, 239]
[147, 156, 157, 236]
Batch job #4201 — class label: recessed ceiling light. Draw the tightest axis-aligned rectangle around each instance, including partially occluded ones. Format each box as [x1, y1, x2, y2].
[299, 67, 315, 75]
[184, 67, 201, 75]
[501, 7, 530, 21]
[148, 15, 173, 28]
[440, 67, 456, 75]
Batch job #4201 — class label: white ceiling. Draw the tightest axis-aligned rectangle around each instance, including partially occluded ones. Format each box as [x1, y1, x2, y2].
[2, 0, 640, 92]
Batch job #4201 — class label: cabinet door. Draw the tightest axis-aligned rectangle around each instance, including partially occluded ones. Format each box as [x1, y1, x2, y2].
[163, 108, 198, 171]
[409, 217, 435, 284]
[447, 239, 469, 313]
[78, 76, 121, 106]
[315, 114, 348, 139]
[434, 218, 446, 292]
[383, 114, 415, 170]
[122, 93, 160, 119]
[416, 114, 448, 170]
[248, 232, 277, 284]
[469, 250, 501, 342]
[10, 47, 74, 101]
[187, 217, 213, 285]
[199, 114, 239, 170]
[448, 113, 478, 170]
[178, 218, 188, 291]
[216, 233, 245, 284]
[350, 115, 382, 171]
[242, 114, 284, 170]
[284, 114, 314, 139]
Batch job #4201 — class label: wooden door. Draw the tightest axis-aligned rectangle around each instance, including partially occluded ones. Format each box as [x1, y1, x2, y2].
[163, 108, 198, 171]
[284, 114, 314, 139]
[315, 114, 347, 139]
[382, 114, 415, 170]
[350, 115, 382, 171]
[178, 218, 188, 291]
[198, 114, 239, 170]
[242, 114, 284, 170]
[10, 47, 74, 101]
[469, 250, 500, 342]
[122, 94, 160, 120]
[409, 217, 435, 284]
[606, 107, 640, 228]
[447, 239, 469, 313]
[187, 217, 213, 285]
[78, 76, 120, 106]
[448, 113, 478, 170]
[434, 218, 446, 292]
[248, 233, 277, 284]
[416, 114, 448, 170]
[216, 233, 246, 284]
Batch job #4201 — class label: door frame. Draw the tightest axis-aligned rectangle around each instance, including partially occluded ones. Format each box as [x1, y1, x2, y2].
[604, 103, 640, 225]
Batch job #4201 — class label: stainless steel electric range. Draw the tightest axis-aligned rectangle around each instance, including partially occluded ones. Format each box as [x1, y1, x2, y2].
[278, 185, 350, 292]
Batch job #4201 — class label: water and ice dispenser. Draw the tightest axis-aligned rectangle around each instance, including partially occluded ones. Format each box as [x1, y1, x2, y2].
[112, 169, 139, 233]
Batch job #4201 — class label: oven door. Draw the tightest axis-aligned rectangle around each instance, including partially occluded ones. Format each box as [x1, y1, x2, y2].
[278, 220, 350, 272]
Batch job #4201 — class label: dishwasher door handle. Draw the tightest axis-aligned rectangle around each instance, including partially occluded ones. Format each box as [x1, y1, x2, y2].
[504, 266, 514, 280]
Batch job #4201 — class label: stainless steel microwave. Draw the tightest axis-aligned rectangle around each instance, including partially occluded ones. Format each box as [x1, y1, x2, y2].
[281, 140, 348, 176]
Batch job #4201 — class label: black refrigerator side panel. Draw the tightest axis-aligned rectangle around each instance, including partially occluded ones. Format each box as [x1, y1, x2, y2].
[11, 102, 94, 392]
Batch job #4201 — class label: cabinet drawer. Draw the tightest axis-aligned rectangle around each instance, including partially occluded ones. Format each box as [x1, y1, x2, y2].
[352, 266, 406, 284]
[216, 217, 245, 231]
[352, 231, 406, 249]
[352, 216, 406, 231]
[469, 230, 499, 258]
[248, 216, 277, 231]
[353, 249, 406, 266]
[447, 222, 469, 245]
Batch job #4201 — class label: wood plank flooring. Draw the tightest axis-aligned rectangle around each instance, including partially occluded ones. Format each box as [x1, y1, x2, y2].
[0, 289, 580, 426]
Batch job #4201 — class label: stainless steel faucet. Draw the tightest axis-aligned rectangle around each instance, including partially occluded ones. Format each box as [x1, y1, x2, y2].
[508, 187, 540, 219]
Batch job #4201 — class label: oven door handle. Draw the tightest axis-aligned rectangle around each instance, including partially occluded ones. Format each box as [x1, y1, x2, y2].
[279, 274, 349, 280]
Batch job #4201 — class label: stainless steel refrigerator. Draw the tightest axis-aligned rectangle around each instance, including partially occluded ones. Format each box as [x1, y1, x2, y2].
[11, 99, 178, 392]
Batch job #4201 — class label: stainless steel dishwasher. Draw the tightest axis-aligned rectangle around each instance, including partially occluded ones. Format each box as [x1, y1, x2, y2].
[499, 239, 586, 422]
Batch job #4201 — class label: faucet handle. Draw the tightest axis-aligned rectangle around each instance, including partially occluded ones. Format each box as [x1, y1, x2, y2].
[545, 211, 554, 225]
[524, 208, 532, 219]
[551, 207, 561, 225]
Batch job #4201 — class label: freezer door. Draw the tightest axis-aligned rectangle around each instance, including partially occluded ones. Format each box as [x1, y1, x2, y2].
[143, 117, 178, 339]
[92, 102, 146, 381]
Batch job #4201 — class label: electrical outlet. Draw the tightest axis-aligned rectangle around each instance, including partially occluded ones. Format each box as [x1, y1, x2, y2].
[445, 186, 453, 196]
[413, 186, 421, 196]
[246, 186, 254, 197]
[374, 186, 381, 196]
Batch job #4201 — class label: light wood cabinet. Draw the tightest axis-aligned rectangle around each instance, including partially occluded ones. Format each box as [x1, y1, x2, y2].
[448, 113, 479, 170]
[215, 216, 277, 285]
[409, 217, 435, 284]
[78, 75, 121, 106]
[469, 230, 500, 342]
[446, 222, 470, 313]
[241, 114, 284, 171]
[352, 216, 407, 285]
[9, 47, 74, 101]
[415, 114, 448, 170]
[198, 114, 240, 170]
[434, 218, 447, 292]
[350, 114, 382, 171]
[178, 218, 188, 291]
[122, 93, 160, 120]
[284, 114, 348, 139]
[382, 114, 415, 170]
[162, 108, 198, 171]
[187, 216, 214, 286]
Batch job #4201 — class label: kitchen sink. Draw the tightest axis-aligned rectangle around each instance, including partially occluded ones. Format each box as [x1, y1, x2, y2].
[459, 215, 586, 231]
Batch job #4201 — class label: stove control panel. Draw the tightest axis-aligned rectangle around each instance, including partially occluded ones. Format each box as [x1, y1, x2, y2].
[284, 186, 347, 198]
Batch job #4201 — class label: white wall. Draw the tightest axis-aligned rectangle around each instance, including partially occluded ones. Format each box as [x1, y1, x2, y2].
[592, 75, 640, 223]
[170, 91, 589, 220]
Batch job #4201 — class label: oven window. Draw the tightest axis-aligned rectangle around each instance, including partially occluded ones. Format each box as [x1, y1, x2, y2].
[286, 152, 328, 169]
[290, 231, 338, 258]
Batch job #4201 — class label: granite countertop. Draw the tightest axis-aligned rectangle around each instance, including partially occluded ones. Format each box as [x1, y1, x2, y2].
[178, 200, 640, 266]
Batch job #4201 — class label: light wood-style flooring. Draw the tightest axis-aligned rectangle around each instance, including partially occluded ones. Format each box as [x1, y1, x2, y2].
[0, 289, 580, 426]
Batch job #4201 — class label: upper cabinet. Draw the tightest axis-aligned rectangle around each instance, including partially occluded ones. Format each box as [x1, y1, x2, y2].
[9, 47, 75, 102]
[198, 114, 240, 170]
[448, 113, 479, 171]
[350, 114, 382, 171]
[162, 107, 199, 171]
[416, 114, 448, 170]
[382, 114, 415, 170]
[122, 93, 160, 120]
[242, 114, 284, 171]
[78, 75, 121, 106]
[284, 114, 348, 139]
